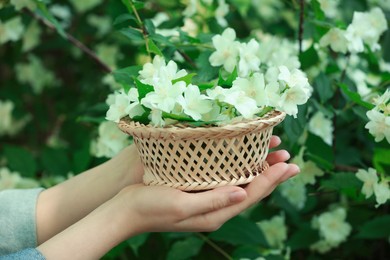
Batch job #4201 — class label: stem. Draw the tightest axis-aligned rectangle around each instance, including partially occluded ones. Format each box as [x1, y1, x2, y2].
[24, 9, 112, 73]
[128, 0, 151, 57]
[298, 0, 305, 54]
[196, 233, 232, 260]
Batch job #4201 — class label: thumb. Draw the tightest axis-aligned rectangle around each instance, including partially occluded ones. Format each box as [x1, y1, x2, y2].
[183, 186, 247, 216]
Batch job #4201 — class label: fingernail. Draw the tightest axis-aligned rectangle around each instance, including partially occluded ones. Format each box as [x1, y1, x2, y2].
[229, 190, 246, 203]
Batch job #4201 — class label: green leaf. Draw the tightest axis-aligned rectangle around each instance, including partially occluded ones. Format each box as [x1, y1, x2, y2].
[230, 0, 251, 16]
[356, 215, 390, 239]
[314, 72, 333, 103]
[306, 133, 334, 167]
[209, 216, 268, 246]
[127, 233, 150, 256]
[195, 51, 219, 82]
[113, 13, 136, 26]
[41, 148, 71, 176]
[166, 236, 203, 260]
[283, 105, 307, 143]
[320, 172, 361, 191]
[112, 65, 142, 87]
[119, 27, 144, 42]
[35, 1, 66, 38]
[287, 224, 319, 250]
[373, 148, 390, 174]
[147, 39, 163, 56]
[218, 67, 237, 87]
[135, 78, 154, 99]
[3, 146, 37, 177]
[162, 112, 195, 122]
[339, 83, 375, 109]
[121, 0, 144, 14]
[299, 45, 319, 70]
[72, 143, 91, 174]
[144, 19, 155, 35]
[198, 82, 216, 91]
[172, 73, 196, 85]
[150, 33, 175, 47]
[311, 0, 325, 20]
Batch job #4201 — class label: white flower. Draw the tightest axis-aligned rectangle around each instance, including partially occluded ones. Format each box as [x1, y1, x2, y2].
[141, 80, 186, 113]
[177, 84, 213, 121]
[318, 0, 339, 18]
[278, 66, 309, 89]
[231, 73, 267, 107]
[0, 17, 24, 44]
[215, 0, 229, 27]
[139, 56, 187, 85]
[87, 15, 112, 37]
[209, 28, 240, 73]
[149, 109, 165, 127]
[373, 181, 390, 206]
[277, 86, 309, 117]
[348, 69, 371, 97]
[292, 148, 324, 185]
[308, 111, 334, 146]
[181, 18, 198, 37]
[356, 168, 378, 199]
[0, 100, 14, 136]
[264, 81, 282, 107]
[345, 25, 364, 53]
[0, 167, 21, 191]
[319, 28, 348, 54]
[96, 44, 121, 70]
[312, 208, 352, 246]
[90, 121, 129, 158]
[222, 90, 259, 119]
[373, 89, 390, 114]
[10, 0, 36, 11]
[346, 8, 388, 52]
[16, 55, 57, 94]
[22, 21, 41, 52]
[365, 109, 390, 143]
[106, 89, 144, 123]
[279, 178, 307, 209]
[183, 0, 197, 17]
[238, 39, 261, 77]
[0, 167, 38, 190]
[257, 214, 287, 248]
[69, 0, 102, 13]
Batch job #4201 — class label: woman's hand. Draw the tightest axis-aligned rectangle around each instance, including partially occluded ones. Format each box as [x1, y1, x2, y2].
[113, 136, 299, 235]
[37, 136, 298, 260]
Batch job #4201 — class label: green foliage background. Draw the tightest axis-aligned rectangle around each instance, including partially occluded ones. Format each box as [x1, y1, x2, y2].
[1, 0, 389, 259]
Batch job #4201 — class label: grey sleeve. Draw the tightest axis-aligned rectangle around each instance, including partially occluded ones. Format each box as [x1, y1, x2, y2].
[0, 188, 44, 256]
[0, 248, 46, 259]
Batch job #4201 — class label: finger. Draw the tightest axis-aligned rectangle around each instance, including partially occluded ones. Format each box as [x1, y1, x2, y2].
[278, 163, 300, 183]
[266, 150, 290, 165]
[181, 185, 247, 217]
[269, 136, 281, 149]
[176, 163, 296, 232]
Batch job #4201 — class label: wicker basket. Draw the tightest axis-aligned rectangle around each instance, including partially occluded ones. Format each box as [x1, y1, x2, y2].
[118, 110, 286, 191]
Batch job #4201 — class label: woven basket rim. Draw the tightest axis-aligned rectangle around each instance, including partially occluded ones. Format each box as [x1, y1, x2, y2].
[118, 110, 286, 140]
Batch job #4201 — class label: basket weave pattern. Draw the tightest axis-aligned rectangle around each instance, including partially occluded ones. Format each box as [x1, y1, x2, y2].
[118, 111, 286, 191]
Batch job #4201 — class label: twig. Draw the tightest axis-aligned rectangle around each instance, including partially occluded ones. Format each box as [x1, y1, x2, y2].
[334, 164, 359, 172]
[177, 50, 197, 68]
[24, 9, 112, 73]
[128, 0, 151, 57]
[196, 233, 232, 260]
[298, 0, 305, 54]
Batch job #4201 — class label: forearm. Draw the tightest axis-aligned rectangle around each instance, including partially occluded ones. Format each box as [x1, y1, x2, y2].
[37, 196, 136, 260]
[36, 145, 143, 244]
